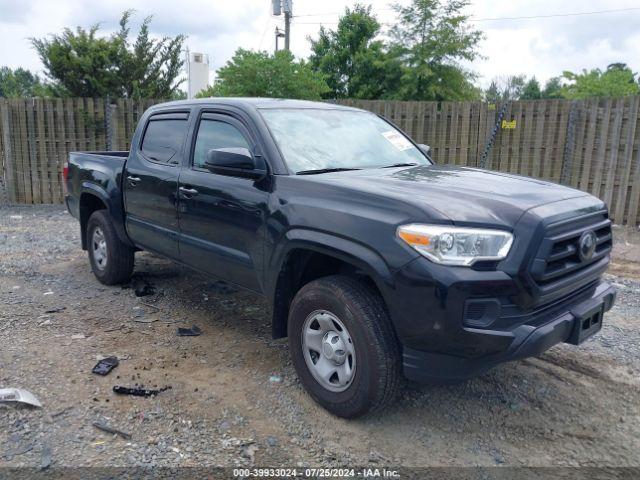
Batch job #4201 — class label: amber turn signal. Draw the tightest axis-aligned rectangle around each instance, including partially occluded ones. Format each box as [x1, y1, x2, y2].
[397, 230, 430, 246]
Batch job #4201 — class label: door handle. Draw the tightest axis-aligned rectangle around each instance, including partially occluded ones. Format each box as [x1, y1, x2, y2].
[179, 186, 199, 198]
[127, 175, 141, 186]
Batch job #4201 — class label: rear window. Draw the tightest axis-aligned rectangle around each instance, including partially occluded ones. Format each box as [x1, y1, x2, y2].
[141, 118, 188, 164]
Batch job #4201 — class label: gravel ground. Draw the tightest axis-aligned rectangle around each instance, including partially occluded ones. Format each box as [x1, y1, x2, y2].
[1, 205, 639, 470]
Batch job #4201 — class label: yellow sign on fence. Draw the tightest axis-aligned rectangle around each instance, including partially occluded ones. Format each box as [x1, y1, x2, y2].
[501, 119, 517, 130]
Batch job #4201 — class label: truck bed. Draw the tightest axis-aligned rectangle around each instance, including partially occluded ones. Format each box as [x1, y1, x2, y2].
[65, 151, 130, 245]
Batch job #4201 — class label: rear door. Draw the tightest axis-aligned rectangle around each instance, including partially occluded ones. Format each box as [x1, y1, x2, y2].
[177, 112, 269, 291]
[123, 111, 189, 259]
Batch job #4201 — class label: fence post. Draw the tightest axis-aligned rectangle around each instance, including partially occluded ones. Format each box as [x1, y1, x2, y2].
[0, 98, 9, 204]
[0, 100, 14, 204]
[105, 96, 114, 151]
[479, 101, 509, 169]
[560, 100, 579, 185]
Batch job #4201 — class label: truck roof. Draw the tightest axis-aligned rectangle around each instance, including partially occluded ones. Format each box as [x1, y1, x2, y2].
[149, 97, 363, 112]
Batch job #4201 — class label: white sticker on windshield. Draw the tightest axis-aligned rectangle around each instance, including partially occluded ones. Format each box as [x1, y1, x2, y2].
[382, 130, 413, 151]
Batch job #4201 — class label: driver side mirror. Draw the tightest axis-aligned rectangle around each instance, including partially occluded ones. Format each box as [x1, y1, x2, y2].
[205, 148, 265, 179]
[418, 144, 432, 158]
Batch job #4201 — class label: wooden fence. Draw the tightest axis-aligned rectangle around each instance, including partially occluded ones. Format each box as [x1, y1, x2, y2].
[1, 97, 639, 226]
[0, 98, 161, 205]
[337, 98, 640, 226]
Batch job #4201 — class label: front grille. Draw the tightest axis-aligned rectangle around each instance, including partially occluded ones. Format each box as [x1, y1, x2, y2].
[530, 213, 612, 290]
[465, 303, 487, 321]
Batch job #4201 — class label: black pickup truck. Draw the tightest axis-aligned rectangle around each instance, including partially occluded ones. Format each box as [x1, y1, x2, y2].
[65, 98, 616, 418]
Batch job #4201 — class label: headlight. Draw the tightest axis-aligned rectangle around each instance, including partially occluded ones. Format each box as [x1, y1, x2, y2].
[397, 224, 513, 266]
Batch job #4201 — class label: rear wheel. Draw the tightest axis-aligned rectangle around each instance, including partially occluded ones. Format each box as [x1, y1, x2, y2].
[86, 210, 134, 285]
[288, 275, 401, 418]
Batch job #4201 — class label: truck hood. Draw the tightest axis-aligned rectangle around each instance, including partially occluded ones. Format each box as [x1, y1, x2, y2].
[307, 165, 592, 227]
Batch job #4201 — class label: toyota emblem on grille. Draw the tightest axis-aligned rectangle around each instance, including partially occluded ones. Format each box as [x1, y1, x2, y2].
[578, 231, 597, 261]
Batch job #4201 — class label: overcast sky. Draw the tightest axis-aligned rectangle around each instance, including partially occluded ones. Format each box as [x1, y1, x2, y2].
[1, 0, 639, 89]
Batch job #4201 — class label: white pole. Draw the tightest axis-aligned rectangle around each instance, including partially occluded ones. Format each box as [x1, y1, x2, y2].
[186, 47, 191, 99]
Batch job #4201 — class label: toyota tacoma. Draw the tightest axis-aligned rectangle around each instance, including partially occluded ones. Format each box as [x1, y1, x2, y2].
[65, 98, 616, 418]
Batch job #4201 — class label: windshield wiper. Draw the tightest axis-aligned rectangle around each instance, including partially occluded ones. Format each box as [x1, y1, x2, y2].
[381, 163, 419, 168]
[296, 167, 362, 175]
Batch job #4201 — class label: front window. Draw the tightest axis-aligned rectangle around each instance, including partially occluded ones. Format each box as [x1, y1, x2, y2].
[193, 120, 251, 169]
[260, 108, 430, 173]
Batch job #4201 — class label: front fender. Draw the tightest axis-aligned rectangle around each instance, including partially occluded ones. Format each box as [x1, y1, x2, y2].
[266, 228, 394, 301]
[266, 228, 398, 339]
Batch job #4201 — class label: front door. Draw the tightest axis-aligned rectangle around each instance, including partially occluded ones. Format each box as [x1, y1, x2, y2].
[123, 112, 189, 259]
[178, 112, 269, 291]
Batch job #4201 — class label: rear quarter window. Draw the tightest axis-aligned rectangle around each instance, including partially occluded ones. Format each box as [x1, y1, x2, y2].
[140, 118, 188, 164]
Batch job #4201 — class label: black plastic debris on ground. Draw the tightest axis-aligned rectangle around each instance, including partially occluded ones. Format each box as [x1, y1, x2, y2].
[177, 325, 202, 336]
[134, 284, 155, 297]
[44, 306, 66, 314]
[112, 385, 171, 397]
[92, 357, 119, 376]
[92, 421, 131, 440]
[121, 274, 156, 297]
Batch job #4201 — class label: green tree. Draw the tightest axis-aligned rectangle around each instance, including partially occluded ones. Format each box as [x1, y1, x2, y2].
[560, 63, 640, 99]
[484, 80, 500, 103]
[308, 4, 401, 99]
[198, 49, 329, 100]
[484, 75, 526, 102]
[31, 11, 185, 98]
[389, 0, 484, 101]
[521, 77, 542, 100]
[0, 67, 48, 97]
[541, 76, 563, 99]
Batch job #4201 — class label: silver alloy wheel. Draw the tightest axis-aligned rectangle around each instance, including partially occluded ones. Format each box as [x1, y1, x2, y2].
[302, 310, 356, 392]
[92, 227, 108, 270]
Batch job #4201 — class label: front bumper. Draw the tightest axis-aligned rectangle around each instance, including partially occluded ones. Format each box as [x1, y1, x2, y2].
[402, 281, 616, 382]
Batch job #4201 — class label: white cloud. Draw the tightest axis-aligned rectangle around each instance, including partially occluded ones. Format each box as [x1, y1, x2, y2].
[0, 0, 37, 23]
[466, 0, 640, 86]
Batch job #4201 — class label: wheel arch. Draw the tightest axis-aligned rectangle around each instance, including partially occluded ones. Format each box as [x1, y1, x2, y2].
[79, 182, 132, 250]
[79, 186, 109, 250]
[268, 229, 394, 339]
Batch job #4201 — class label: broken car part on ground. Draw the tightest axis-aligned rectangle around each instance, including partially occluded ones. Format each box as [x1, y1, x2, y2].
[92, 356, 119, 376]
[0, 388, 42, 408]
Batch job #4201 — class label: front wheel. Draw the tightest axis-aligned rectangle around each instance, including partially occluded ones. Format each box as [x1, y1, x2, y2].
[288, 275, 401, 418]
[86, 210, 134, 285]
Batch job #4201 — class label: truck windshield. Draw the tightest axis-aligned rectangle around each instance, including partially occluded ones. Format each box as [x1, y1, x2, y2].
[260, 108, 431, 174]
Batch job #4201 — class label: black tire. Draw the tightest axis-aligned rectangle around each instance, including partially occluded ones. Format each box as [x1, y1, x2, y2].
[288, 275, 401, 418]
[86, 210, 134, 285]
